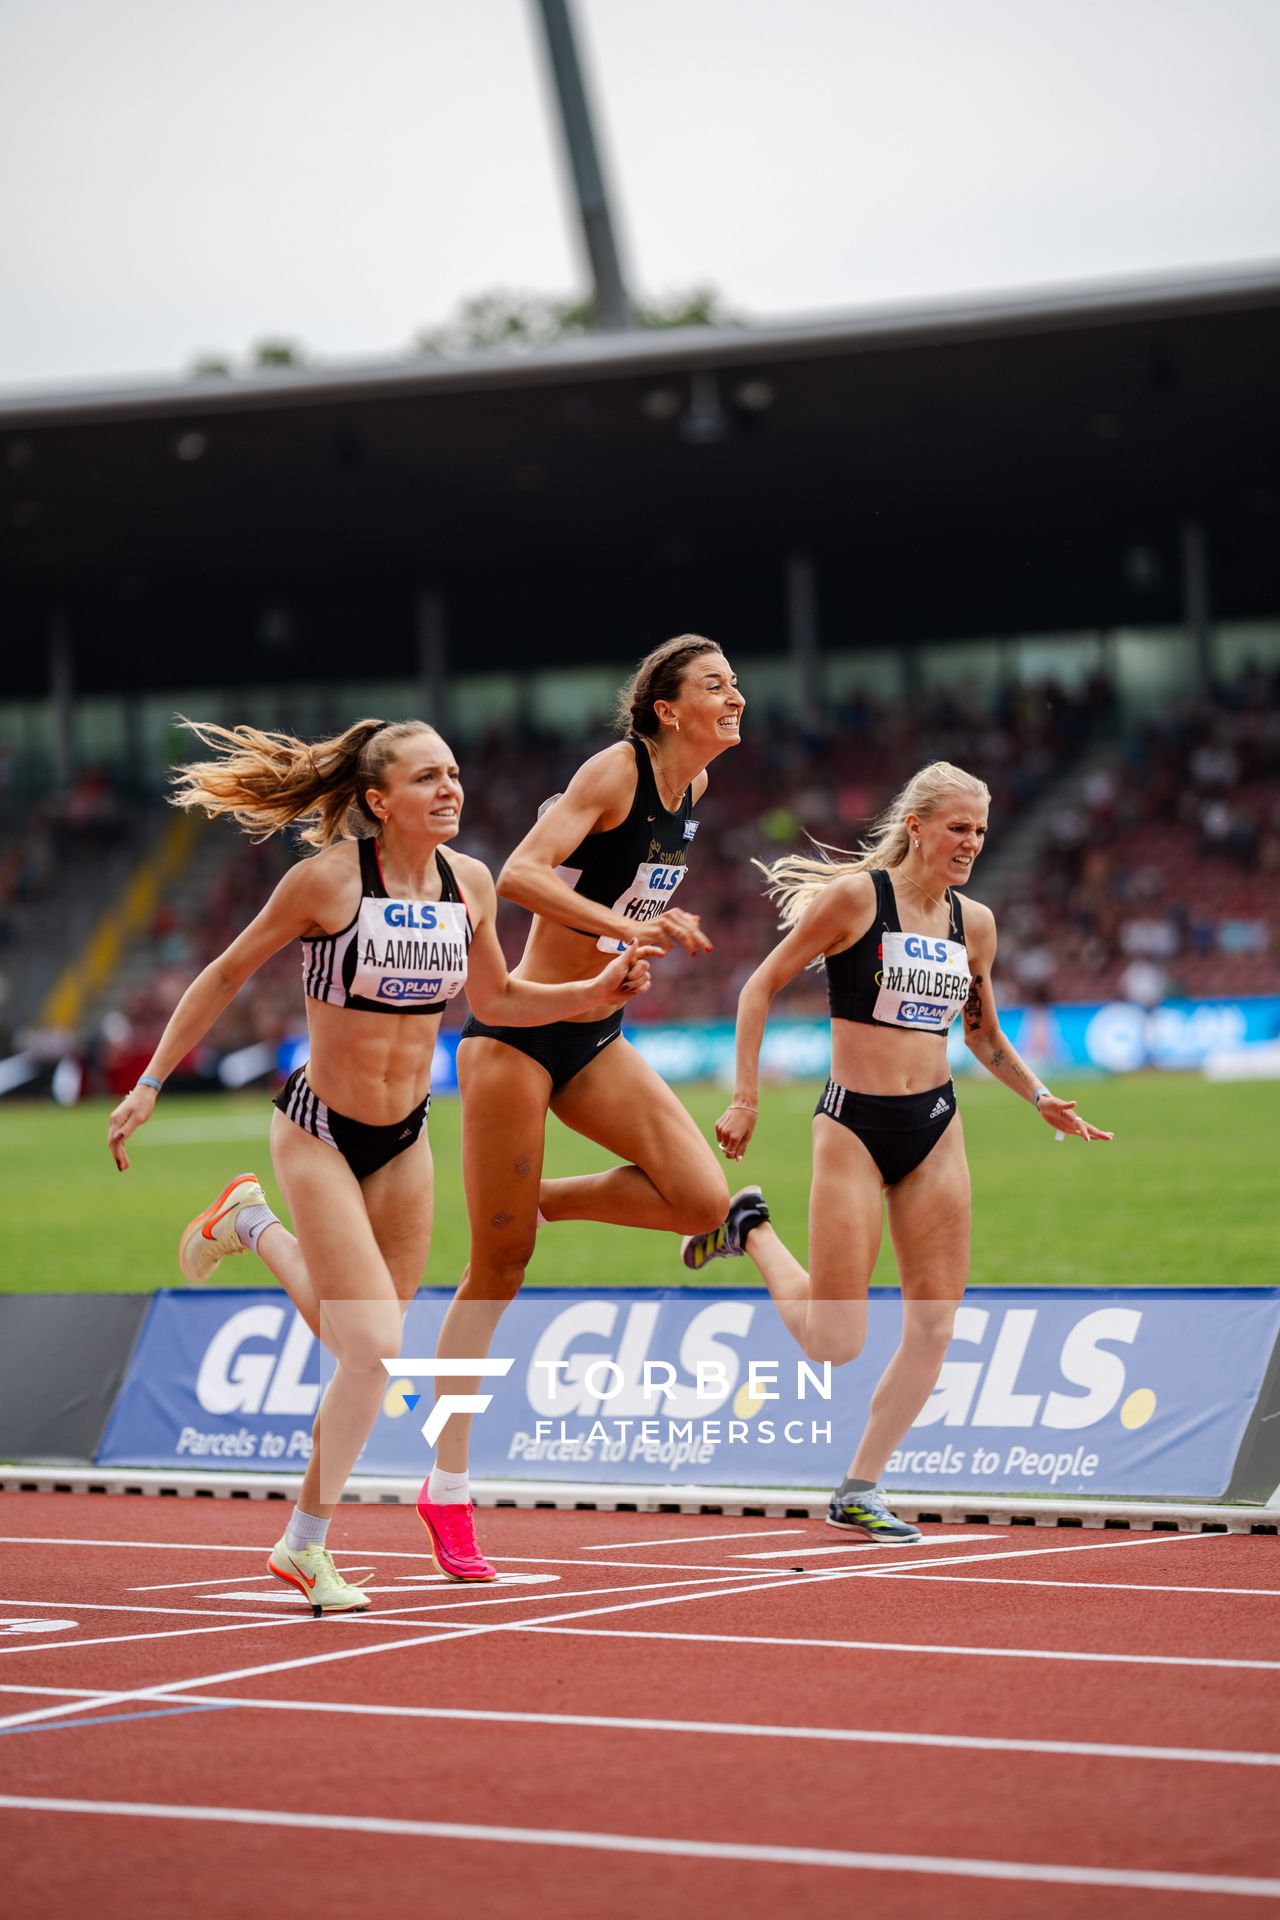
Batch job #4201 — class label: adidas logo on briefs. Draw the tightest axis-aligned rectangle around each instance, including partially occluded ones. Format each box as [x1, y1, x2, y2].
[929, 1096, 950, 1119]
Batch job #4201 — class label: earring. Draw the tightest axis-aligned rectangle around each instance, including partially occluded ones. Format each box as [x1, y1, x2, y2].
[914, 838, 920, 848]
[675, 720, 680, 732]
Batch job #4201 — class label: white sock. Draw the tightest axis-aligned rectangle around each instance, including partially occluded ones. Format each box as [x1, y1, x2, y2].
[427, 1466, 470, 1506]
[236, 1202, 280, 1253]
[285, 1506, 330, 1553]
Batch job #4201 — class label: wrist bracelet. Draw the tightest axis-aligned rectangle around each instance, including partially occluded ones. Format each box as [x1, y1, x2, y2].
[730, 1101, 758, 1114]
[1033, 1087, 1051, 1110]
[137, 1074, 164, 1093]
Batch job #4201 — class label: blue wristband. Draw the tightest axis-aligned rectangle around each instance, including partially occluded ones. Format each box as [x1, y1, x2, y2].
[137, 1074, 164, 1093]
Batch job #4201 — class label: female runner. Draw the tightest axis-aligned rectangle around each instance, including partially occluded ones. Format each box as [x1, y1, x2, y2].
[426, 634, 744, 1575]
[681, 760, 1113, 1540]
[106, 717, 652, 1612]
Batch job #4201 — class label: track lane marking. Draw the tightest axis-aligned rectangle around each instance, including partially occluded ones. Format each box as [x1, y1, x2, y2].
[493, 1556, 797, 1575]
[0, 1617, 310, 1665]
[0, 1702, 238, 1740]
[513, 1624, 1280, 1672]
[581, 1528, 806, 1550]
[740, 1533, 1005, 1559]
[885, 1574, 1280, 1598]
[62, 1689, 1280, 1769]
[837, 1530, 1225, 1581]
[0, 1796, 1276, 1896]
[0, 1598, 293, 1623]
[133, 1569, 552, 1593]
[186, 1573, 777, 1619]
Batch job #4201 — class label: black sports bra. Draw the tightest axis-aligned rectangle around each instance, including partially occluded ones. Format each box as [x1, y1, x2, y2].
[300, 839, 471, 1015]
[553, 737, 699, 953]
[826, 869, 971, 1033]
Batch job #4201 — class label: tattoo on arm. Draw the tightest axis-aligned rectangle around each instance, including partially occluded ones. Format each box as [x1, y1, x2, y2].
[990, 1046, 1006, 1068]
[963, 974, 985, 1033]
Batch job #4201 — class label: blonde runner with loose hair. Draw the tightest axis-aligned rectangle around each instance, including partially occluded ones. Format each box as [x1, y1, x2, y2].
[680, 751, 1112, 1549]
[108, 710, 658, 1603]
[759, 760, 993, 930]
[169, 716, 438, 848]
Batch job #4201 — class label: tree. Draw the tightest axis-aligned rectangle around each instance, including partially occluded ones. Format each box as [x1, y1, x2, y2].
[416, 285, 742, 355]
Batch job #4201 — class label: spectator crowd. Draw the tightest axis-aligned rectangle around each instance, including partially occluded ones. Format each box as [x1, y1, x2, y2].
[12, 662, 1279, 1094]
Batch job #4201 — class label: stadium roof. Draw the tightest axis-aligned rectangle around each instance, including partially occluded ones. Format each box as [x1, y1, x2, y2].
[3, 263, 1278, 697]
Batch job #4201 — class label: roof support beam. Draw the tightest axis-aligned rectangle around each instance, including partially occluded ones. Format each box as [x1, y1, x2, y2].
[533, 0, 634, 331]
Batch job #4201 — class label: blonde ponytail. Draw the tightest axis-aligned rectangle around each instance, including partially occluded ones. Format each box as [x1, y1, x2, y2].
[169, 716, 437, 848]
[759, 761, 991, 929]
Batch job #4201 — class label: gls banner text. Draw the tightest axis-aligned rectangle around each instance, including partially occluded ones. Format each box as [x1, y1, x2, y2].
[95, 1286, 1280, 1500]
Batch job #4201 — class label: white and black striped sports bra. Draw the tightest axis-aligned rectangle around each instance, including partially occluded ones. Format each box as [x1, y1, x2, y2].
[301, 839, 471, 1015]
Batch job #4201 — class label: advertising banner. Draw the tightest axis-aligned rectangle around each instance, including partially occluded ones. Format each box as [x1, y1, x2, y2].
[272, 998, 1280, 1098]
[600, 998, 1280, 1084]
[96, 1285, 1280, 1502]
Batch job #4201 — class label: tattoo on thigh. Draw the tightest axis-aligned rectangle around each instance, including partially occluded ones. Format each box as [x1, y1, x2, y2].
[491, 1209, 515, 1230]
[515, 1154, 532, 1178]
[963, 975, 985, 1032]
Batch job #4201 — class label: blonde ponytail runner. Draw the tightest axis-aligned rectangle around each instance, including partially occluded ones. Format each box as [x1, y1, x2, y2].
[758, 760, 990, 934]
[168, 716, 437, 848]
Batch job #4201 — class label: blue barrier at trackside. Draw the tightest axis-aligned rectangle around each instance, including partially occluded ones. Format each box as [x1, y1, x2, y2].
[96, 1285, 1280, 1502]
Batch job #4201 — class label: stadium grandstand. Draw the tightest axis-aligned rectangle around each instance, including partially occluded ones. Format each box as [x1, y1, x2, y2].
[2, 262, 1278, 1086]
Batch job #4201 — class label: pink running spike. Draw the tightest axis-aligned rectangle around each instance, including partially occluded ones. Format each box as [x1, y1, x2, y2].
[417, 1493, 496, 1581]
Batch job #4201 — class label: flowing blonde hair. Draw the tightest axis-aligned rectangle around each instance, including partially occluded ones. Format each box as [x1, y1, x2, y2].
[169, 716, 439, 848]
[760, 760, 991, 929]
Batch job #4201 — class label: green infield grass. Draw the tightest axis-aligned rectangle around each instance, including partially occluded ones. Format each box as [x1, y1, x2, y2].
[0, 1071, 1274, 1293]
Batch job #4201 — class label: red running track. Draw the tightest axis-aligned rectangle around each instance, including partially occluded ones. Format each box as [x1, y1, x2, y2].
[0, 1491, 1277, 1919]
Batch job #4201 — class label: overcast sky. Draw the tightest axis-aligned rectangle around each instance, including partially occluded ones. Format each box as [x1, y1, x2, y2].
[2, 0, 1278, 394]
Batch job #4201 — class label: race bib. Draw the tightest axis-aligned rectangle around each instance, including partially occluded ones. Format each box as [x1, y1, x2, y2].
[872, 929, 971, 1031]
[350, 896, 470, 1006]
[597, 861, 689, 953]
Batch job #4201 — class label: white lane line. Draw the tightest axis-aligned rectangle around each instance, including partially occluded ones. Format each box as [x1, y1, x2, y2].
[0, 1618, 310, 1665]
[513, 1624, 1280, 1674]
[739, 1533, 1006, 1560]
[0, 1797, 1276, 1897]
[838, 1530, 1225, 1582]
[0, 1538, 440, 1558]
[202, 1574, 561, 1604]
[581, 1528, 807, 1551]
[467, 1556, 797, 1576]
[132, 1568, 520, 1594]
[0, 1598, 289, 1623]
[132, 1573, 287, 1592]
[194, 1575, 738, 1617]
[888, 1575, 1280, 1599]
[91, 1690, 1280, 1770]
[0, 1685, 117, 1699]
